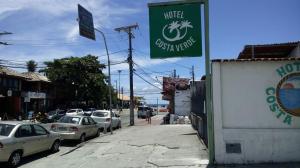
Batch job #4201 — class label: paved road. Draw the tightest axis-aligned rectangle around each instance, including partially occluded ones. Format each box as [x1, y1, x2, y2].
[12, 114, 208, 168]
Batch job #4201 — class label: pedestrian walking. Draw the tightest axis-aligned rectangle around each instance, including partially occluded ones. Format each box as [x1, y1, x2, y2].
[146, 109, 151, 124]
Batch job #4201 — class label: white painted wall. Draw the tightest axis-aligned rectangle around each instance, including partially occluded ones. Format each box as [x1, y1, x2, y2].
[175, 89, 191, 116]
[289, 44, 300, 57]
[212, 60, 300, 164]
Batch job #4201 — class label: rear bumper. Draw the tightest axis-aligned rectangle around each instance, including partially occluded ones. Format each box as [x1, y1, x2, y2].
[57, 132, 81, 140]
[0, 148, 11, 162]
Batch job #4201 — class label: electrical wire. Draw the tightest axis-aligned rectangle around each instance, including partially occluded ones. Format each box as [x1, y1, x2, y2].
[133, 61, 163, 85]
[133, 71, 161, 90]
[134, 49, 192, 70]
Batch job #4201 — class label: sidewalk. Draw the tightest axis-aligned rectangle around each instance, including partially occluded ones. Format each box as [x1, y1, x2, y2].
[91, 114, 209, 167]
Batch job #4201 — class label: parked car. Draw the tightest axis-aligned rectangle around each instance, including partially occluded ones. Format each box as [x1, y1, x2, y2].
[50, 115, 101, 142]
[83, 108, 96, 116]
[137, 106, 153, 119]
[91, 110, 121, 131]
[0, 121, 61, 167]
[65, 109, 84, 116]
[150, 107, 157, 116]
[47, 109, 66, 121]
[163, 113, 170, 124]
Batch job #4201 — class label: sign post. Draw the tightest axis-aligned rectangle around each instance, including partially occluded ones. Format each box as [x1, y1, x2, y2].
[148, 0, 214, 163]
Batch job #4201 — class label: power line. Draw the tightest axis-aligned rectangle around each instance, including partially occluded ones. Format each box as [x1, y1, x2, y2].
[133, 62, 163, 85]
[0, 31, 13, 45]
[134, 49, 191, 70]
[98, 49, 127, 57]
[133, 71, 161, 90]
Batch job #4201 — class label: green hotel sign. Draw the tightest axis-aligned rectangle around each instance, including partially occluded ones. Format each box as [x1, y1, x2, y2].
[149, 3, 202, 59]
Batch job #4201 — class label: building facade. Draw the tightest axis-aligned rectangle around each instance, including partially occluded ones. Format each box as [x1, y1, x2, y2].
[0, 67, 24, 119]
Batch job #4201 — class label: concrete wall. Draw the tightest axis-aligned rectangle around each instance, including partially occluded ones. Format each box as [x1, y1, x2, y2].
[289, 44, 300, 57]
[212, 60, 300, 164]
[175, 89, 191, 116]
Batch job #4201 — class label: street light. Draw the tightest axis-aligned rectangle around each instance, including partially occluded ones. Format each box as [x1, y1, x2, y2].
[94, 28, 113, 135]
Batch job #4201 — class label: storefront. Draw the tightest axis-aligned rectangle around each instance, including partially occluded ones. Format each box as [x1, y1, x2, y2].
[0, 67, 23, 119]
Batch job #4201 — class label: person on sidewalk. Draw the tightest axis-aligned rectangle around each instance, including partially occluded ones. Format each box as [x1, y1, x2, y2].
[146, 109, 151, 124]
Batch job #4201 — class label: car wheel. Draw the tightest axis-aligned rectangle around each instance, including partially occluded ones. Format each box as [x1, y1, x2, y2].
[107, 126, 111, 132]
[96, 129, 101, 137]
[51, 140, 60, 153]
[80, 134, 86, 143]
[8, 151, 22, 168]
[118, 121, 122, 129]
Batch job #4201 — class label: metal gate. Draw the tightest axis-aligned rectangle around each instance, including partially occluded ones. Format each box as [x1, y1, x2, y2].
[190, 80, 207, 145]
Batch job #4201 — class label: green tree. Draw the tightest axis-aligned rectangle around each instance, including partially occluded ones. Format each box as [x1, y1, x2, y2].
[41, 55, 114, 108]
[26, 60, 37, 72]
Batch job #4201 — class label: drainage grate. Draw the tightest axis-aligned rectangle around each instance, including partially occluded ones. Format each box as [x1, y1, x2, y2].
[226, 143, 241, 154]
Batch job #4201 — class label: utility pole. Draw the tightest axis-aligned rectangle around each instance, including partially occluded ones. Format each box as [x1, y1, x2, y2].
[115, 80, 118, 110]
[0, 32, 12, 45]
[157, 98, 159, 115]
[118, 70, 122, 111]
[115, 24, 138, 126]
[192, 65, 195, 84]
[173, 69, 176, 78]
[121, 87, 124, 110]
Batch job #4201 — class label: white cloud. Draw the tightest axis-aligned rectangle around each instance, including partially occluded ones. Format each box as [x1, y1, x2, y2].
[65, 25, 79, 41]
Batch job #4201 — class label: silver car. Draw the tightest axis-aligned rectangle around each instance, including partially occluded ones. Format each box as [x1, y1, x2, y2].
[0, 121, 61, 167]
[91, 110, 121, 132]
[65, 108, 84, 116]
[50, 115, 101, 142]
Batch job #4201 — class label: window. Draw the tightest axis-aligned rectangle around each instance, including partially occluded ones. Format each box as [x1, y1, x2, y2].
[58, 111, 65, 115]
[2, 78, 6, 87]
[8, 78, 12, 88]
[58, 116, 80, 124]
[0, 124, 15, 136]
[33, 125, 48, 136]
[82, 117, 89, 125]
[15, 125, 33, 138]
[87, 117, 96, 125]
[13, 79, 19, 90]
[67, 110, 77, 113]
[92, 112, 108, 117]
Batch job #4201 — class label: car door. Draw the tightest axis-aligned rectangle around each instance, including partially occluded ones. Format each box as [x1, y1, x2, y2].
[111, 112, 118, 128]
[32, 125, 52, 151]
[81, 117, 92, 136]
[14, 125, 40, 156]
[87, 117, 98, 135]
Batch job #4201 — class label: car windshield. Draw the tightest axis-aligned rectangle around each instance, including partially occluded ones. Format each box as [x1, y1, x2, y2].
[58, 116, 81, 124]
[0, 124, 15, 136]
[93, 112, 108, 117]
[67, 110, 76, 113]
[48, 110, 57, 115]
[138, 107, 148, 111]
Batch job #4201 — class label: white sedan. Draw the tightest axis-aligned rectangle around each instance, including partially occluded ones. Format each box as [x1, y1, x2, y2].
[65, 109, 84, 116]
[91, 110, 121, 132]
[50, 115, 101, 142]
[0, 121, 61, 167]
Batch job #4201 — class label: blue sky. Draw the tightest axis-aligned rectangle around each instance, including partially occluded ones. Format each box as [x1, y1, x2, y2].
[0, 0, 299, 104]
